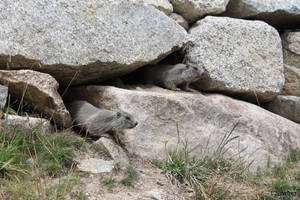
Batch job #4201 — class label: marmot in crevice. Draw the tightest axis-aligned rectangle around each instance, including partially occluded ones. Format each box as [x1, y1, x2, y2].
[141, 63, 203, 92]
[67, 100, 138, 137]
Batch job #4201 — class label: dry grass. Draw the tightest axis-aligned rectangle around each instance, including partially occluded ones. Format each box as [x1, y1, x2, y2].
[159, 123, 300, 200]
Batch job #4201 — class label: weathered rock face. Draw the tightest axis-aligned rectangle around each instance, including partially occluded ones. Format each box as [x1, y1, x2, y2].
[0, 0, 186, 87]
[169, 13, 189, 30]
[282, 65, 300, 97]
[66, 86, 300, 171]
[281, 31, 300, 96]
[169, 0, 230, 23]
[77, 158, 114, 174]
[282, 31, 300, 69]
[1, 114, 53, 134]
[140, 0, 173, 15]
[185, 16, 284, 102]
[267, 95, 300, 124]
[0, 70, 71, 127]
[0, 85, 8, 110]
[224, 0, 300, 28]
[92, 137, 129, 168]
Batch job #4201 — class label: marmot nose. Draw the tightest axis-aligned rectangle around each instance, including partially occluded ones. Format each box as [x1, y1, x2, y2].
[134, 121, 138, 127]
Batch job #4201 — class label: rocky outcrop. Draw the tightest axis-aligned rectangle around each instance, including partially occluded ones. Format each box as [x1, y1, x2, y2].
[282, 65, 300, 97]
[282, 31, 300, 69]
[0, 1, 186, 87]
[169, 13, 189, 30]
[267, 95, 300, 124]
[169, 0, 230, 23]
[66, 86, 300, 171]
[0, 70, 71, 127]
[0, 85, 8, 110]
[1, 114, 53, 134]
[92, 137, 130, 168]
[224, 0, 300, 28]
[281, 31, 300, 96]
[120, 0, 173, 15]
[139, 0, 173, 15]
[184, 16, 284, 102]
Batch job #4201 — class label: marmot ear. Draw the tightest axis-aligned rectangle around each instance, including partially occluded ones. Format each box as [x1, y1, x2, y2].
[116, 112, 121, 118]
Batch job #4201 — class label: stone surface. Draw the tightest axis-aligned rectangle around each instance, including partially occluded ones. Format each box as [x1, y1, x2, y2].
[281, 31, 300, 96]
[77, 158, 114, 173]
[0, 0, 186, 87]
[169, 13, 189, 30]
[169, 0, 230, 23]
[65, 86, 300, 171]
[184, 16, 284, 102]
[0, 84, 8, 110]
[92, 137, 129, 168]
[282, 65, 300, 97]
[1, 114, 53, 134]
[267, 95, 300, 124]
[141, 190, 164, 200]
[0, 70, 71, 127]
[282, 31, 300, 69]
[224, 0, 300, 28]
[140, 0, 173, 15]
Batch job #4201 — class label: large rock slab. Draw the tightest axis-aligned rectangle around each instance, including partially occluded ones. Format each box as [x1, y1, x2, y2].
[0, 1, 186, 87]
[138, 0, 173, 15]
[66, 86, 300, 171]
[223, 0, 300, 28]
[1, 114, 53, 134]
[0, 70, 71, 127]
[267, 95, 300, 124]
[169, 0, 230, 23]
[184, 16, 284, 102]
[0, 85, 8, 110]
[281, 31, 300, 96]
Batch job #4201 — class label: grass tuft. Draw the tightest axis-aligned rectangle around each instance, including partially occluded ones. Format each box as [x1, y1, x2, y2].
[120, 166, 139, 187]
[160, 123, 262, 199]
[0, 124, 85, 178]
[0, 118, 86, 199]
[101, 177, 117, 190]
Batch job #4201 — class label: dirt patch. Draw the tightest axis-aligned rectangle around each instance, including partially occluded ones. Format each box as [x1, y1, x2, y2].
[71, 158, 192, 200]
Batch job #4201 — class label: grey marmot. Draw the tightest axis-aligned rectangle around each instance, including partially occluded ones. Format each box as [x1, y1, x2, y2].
[141, 63, 203, 92]
[67, 100, 138, 137]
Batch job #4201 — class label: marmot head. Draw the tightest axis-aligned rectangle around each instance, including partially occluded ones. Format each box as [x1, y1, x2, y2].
[112, 111, 138, 130]
[181, 64, 203, 81]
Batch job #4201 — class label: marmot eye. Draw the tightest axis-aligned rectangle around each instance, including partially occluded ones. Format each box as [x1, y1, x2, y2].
[193, 67, 198, 70]
[126, 116, 130, 120]
[117, 112, 121, 117]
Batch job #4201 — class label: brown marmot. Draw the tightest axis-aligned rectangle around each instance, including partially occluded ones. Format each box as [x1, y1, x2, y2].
[67, 100, 138, 137]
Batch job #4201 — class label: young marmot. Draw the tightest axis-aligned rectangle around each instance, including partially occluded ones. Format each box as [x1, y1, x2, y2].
[141, 63, 203, 92]
[67, 100, 138, 137]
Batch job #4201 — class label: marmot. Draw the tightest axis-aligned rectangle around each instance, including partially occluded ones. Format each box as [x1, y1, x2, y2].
[141, 63, 203, 92]
[67, 100, 138, 137]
